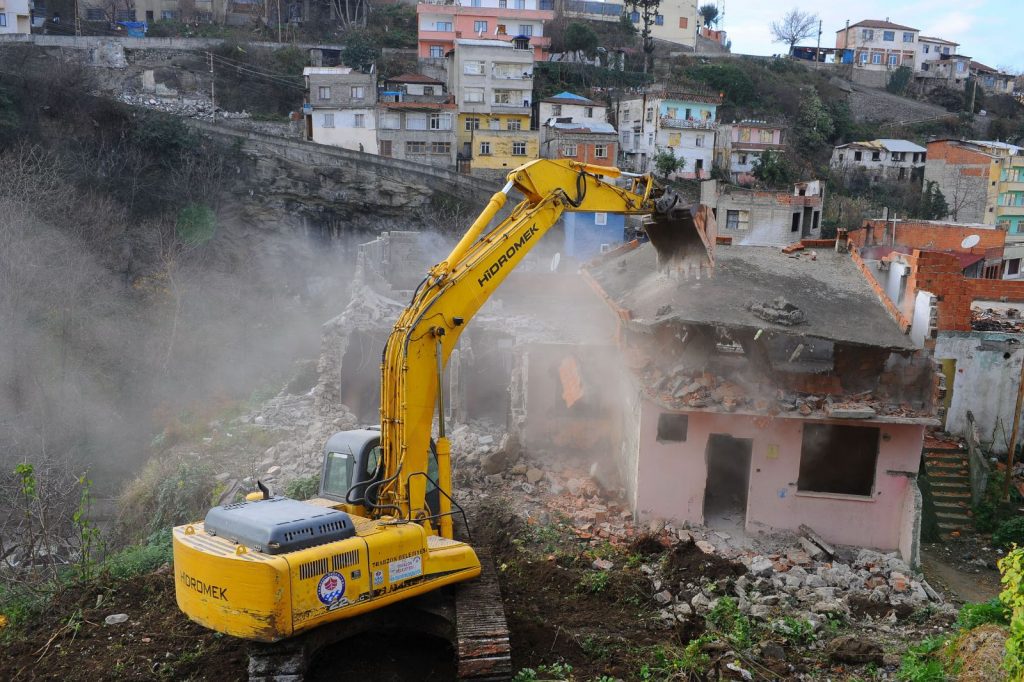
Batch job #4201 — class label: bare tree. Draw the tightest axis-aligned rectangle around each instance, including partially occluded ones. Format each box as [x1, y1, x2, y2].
[326, 0, 368, 29]
[946, 168, 988, 222]
[770, 8, 819, 54]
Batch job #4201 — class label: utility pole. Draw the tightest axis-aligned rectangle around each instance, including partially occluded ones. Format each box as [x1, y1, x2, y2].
[967, 77, 978, 114]
[1005, 356, 1024, 502]
[74, 0, 81, 36]
[815, 19, 822, 66]
[209, 52, 216, 124]
[276, 0, 282, 43]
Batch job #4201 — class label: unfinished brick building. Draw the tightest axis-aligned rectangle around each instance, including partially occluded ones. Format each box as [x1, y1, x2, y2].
[583, 241, 938, 563]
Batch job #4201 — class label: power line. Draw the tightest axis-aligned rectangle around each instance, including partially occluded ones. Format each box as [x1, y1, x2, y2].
[206, 55, 305, 90]
[206, 51, 304, 81]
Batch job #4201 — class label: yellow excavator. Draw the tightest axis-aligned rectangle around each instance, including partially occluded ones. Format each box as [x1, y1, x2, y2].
[172, 159, 713, 661]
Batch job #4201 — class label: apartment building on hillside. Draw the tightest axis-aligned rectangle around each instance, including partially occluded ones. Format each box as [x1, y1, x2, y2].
[835, 19, 919, 70]
[972, 61, 1016, 96]
[377, 74, 457, 168]
[616, 88, 721, 179]
[448, 38, 538, 173]
[303, 67, 378, 154]
[416, 0, 554, 62]
[714, 120, 786, 180]
[830, 139, 927, 183]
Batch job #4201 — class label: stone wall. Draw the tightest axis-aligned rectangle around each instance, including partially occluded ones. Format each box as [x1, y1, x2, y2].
[188, 120, 500, 214]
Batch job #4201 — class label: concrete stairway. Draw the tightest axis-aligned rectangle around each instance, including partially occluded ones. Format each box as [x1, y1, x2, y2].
[923, 441, 974, 538]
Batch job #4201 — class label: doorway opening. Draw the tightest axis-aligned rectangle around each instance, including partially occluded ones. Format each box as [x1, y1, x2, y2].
[704, 434, 752, 527]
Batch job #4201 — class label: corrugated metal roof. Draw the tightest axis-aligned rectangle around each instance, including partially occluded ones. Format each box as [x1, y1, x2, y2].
[548, 120, 617, 134]
[303, 67, 353, 75]
[876, 139, 927, 153]
[834, 139, 926, 153]
[970, 140, 1024, 154]
[542, 91, 596, 105]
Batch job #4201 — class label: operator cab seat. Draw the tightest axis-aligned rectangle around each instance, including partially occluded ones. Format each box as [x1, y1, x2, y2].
[320, 427, 440, 517]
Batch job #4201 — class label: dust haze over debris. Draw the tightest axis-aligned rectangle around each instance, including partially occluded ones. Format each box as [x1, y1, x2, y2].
[0, 145, 358, 493]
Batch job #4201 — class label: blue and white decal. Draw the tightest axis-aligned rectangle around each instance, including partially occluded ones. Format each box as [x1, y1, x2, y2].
[317, 571, 347, 605]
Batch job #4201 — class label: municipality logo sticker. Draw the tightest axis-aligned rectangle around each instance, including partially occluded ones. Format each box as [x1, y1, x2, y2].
[317, 571, 347, 605]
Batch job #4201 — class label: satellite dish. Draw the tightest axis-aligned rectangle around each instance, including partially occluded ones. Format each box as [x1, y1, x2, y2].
[961, 234, 981, 249]
[550, 252, 561, 272]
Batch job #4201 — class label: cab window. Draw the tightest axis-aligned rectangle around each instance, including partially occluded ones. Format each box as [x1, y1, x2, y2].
[366, 445, 382, 477]
[323, 452, 353, 498]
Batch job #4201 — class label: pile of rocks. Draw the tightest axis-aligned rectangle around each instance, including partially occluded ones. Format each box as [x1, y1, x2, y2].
[648, 542, 953, 631]
[116, 92, 216, 119]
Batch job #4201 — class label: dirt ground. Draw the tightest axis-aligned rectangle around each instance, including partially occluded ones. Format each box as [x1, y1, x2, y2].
[920, 541, 1003, 605]
[3, 506, 989, 681]
[2, 571, 246, 681]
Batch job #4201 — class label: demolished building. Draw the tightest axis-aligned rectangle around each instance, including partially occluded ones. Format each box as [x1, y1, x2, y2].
[583, 240, 939, 563]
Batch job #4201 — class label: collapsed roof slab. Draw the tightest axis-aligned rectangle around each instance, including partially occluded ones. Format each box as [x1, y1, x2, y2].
[586, 243, 916, 351]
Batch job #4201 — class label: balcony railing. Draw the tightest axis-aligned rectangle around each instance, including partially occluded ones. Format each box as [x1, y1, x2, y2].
[660, 116, 718, 130]
[565, 0, 623, 16]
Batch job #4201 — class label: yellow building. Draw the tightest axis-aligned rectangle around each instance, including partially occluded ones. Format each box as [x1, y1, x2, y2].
[457, 112, 537, 172]
[448, 39, 538, 173]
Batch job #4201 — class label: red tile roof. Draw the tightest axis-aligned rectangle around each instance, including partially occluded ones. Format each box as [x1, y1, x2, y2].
[839, 19, 918, 32]
[385, 73, 445, 85]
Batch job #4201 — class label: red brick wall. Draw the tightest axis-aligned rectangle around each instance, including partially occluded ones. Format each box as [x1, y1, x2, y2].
[907, 251, 1024, 331]
[557, 142, 618, 166]
[851, 219, 1004, 253]
[926, 140, 991, 165]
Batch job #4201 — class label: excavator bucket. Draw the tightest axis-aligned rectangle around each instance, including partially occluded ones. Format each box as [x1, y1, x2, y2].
[645, 193, 716, 278]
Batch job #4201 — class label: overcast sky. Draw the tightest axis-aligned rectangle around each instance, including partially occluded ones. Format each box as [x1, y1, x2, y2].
[713, 0, 1023, 73]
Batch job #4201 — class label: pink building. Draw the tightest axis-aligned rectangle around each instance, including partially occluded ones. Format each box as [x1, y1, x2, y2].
[416, 0, 554, 62]
[583, 237, 937, 564]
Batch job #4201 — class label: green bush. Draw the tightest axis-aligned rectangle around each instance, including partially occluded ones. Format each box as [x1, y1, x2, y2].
[284, 475, 321, 501]
[956, 598, 1010, 630]
[896, 635, 952, 682]
[974, 471, 1020, 533]
[994, 517, 1024, 549]
[104, 529, 174, 580]
[1000, 546, 1024, 678]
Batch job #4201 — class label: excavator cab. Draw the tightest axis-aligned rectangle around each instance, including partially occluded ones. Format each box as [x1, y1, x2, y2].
[321, 428, 440, 517]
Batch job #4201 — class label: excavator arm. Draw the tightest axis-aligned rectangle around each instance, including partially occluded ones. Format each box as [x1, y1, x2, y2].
[373, 159, 713, 538]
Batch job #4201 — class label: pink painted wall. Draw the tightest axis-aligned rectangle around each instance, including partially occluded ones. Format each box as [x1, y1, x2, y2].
[633, 401, 925, 556]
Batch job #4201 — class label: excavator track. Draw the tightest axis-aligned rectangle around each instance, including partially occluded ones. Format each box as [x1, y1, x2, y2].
[247, 548, 511, 681]
[455, 548, 512, 680]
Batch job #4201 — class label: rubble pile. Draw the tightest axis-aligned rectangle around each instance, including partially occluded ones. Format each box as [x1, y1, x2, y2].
[649, 545, 951, 631]
[639, 363, 919, 419]
[116, 92, 218, 119]
[747, 297, 806, 326]
[972, 307, 1024, 332]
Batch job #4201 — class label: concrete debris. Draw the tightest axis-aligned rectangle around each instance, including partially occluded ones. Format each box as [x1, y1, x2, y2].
[654, 590, 673, 605]
[746, 296, 806, 326]
[825, 401, 877, 419]
[104, 614, 129, 625]
[592, 558, 614, 571]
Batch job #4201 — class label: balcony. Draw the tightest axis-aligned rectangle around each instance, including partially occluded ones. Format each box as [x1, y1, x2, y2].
[491, 103, 532, 114]
[491, 69, 534, 80]
[660, 116, 718, 130]
[564, 0, 623, 17]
